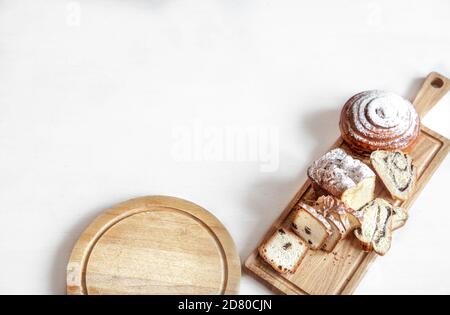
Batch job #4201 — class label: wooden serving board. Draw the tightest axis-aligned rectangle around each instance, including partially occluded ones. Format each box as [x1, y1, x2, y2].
[67, 196, 241, 295]
[245, 72, 450, 295]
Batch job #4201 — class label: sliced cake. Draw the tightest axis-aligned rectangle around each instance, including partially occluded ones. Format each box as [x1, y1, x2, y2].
[315, 195, 361, 237]
[292, 202, 333, 250]
[354, 198, 394, 255]
[308, 148, 376, 210]
[315, 196, 359, 252]
[321, 212, 345, 252]
[258, 228, 308, 274]
[370, 150, 416, 201]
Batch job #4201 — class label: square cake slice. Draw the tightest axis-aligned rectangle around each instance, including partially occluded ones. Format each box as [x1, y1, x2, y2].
[292, 202, 333, 250]
[258, 228, 308, 274]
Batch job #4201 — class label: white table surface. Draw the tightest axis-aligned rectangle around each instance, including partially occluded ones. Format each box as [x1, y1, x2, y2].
[1, 0, 449, 295]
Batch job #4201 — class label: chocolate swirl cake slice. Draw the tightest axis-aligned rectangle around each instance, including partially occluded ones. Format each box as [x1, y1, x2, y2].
[354, 198, 394, 256]
[371, 150, 416, 201]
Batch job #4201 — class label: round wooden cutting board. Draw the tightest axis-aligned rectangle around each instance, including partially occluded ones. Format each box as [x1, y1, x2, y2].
[67, 196, 241, 295]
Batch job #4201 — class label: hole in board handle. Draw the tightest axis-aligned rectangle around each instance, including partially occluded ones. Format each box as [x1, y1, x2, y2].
[431, 77, 444, 88]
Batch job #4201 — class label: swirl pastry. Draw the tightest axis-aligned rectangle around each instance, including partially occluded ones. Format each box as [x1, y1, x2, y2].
[354, 198, 394, 255]
[339, 90, 420, 153]
[370, 150, 416, 201]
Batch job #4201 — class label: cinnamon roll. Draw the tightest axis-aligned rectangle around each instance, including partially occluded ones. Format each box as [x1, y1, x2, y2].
[339, 90, 420, 153]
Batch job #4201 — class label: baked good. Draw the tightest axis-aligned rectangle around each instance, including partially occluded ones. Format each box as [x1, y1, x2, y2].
[258, 228, 308, 274]
[354, 198, 393, 255]
[293, 197, 359, 253]
[292, 202, 333, 250]
[315, 196, 360, 252]
[315, 195, 361, 236]
[339, 90, 420, 154]
[307, 148, 376, 210]
[321, 211, 346, 252]
[371, 150, 416, 200]
[392, 206, 408, 231]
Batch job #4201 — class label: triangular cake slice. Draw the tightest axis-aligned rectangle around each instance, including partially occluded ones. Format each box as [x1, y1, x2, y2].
[258, 228, 308, 274]
[371, 150, 416, 201]
[354, 198, 394, 255]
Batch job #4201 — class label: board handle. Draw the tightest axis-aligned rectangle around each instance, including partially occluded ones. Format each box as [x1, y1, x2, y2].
[413, 72, 450, 119]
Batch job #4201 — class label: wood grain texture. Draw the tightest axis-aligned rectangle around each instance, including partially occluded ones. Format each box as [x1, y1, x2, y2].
[413, 72, 450, 118]
[245, 72, 450, 295]
[67, 196, 241, 295]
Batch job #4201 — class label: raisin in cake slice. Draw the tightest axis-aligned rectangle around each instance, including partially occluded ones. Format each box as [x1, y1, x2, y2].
[258, 228, 308, 274]
[292, 202, 333, 250]
[354, 198, 394, 255]
[371, 150, 416, 201]
[308, 148, 376, 210]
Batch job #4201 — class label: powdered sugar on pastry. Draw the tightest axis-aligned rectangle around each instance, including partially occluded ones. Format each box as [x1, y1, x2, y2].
[308, 148, 374, 196]
[340, 90, 420, 152]
[308, 148, 376, 210]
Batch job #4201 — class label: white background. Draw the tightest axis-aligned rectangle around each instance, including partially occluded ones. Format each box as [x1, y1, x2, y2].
[1, 0, 449, 295]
